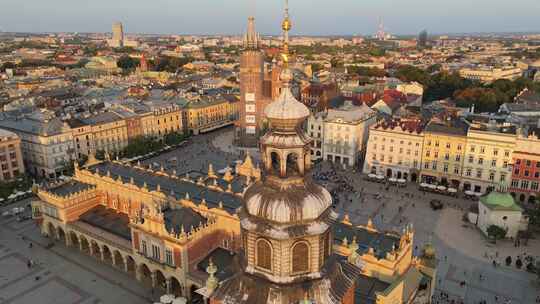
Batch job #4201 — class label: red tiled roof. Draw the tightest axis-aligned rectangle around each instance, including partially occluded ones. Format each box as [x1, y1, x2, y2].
[373, 118, 425, 134]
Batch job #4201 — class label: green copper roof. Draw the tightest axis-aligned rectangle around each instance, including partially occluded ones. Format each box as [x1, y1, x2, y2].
[480, 191, 522, 211]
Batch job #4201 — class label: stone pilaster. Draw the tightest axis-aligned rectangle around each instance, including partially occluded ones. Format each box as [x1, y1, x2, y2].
[151, 271, 157, 288]
[166, 277, 172, 294]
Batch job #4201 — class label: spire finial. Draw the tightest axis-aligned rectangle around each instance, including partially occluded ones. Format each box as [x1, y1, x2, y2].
[281, 0, 292, 67]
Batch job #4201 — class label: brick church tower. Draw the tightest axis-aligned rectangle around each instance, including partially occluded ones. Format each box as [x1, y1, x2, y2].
[207, 2, 362, 302]
[235, 16, 268, 147]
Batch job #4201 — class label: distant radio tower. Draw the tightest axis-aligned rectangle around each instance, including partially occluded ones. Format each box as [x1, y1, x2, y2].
[376, 17, 386, 40]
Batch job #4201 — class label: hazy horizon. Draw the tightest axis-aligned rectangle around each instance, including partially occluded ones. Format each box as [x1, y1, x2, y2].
[3, 0, 540, 36]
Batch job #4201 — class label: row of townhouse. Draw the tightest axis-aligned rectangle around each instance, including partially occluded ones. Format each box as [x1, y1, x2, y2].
[0, 96, 239, 179]
[363, 118, 540, 204]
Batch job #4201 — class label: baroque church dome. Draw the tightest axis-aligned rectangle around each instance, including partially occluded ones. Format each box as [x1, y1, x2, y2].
[264, 69, 310, 123]
[243, 179, 332, 224]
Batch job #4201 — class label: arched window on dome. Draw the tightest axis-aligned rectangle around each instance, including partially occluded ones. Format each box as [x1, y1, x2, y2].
[291, 241, 309, 273]
[256, 239, 272, 271]
[270, 152, 281, 174]
[286, 153, 300, 176]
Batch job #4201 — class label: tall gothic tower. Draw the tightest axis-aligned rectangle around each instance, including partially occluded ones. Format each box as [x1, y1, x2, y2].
[235, 16, 266, 147]
[209, 2, 361, 302]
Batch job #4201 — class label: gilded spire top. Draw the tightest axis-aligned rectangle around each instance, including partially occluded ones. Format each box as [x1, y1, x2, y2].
[280, 0, 291, 67]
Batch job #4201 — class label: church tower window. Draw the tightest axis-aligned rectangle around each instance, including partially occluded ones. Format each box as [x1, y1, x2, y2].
[256, 239, 272, 271]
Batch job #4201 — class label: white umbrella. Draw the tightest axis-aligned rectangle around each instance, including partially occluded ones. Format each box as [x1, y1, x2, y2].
[389, 178, 397, 182]
[376, 175, 385, 180]
[368, 173, 376, 178]
[464, 190, 474, 196]
[419, 183, 428, 187]
[474, 192, 483, 197]
[427, 184, 437, 189]
[172, 298, 187, 304]
[448, 188, 457, 193]
[160, 294, 174, 304]
[437, 186, 447, 191]
[7, 194, 15, 199]
[397, 179, 406, 183]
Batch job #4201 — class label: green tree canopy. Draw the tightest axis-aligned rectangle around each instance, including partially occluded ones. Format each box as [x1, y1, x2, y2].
[121, 136, 165, 158]
[117, 55, 139, 70]
[487, 225, 507, 243]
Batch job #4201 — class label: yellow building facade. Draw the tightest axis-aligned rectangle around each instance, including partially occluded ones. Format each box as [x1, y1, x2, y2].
[70, 112, 129, 157]
[185, 98, 238, 135]
[420, 121, 468, 188]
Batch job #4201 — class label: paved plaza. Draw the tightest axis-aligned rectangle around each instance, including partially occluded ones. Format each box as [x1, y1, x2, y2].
[1, 127, 540, 303]
[0, 199, 153, 304]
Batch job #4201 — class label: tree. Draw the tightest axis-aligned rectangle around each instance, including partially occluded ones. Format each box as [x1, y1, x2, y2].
[151, 56, 193, 73]
[330, 58, 343, 68]
[487, 225, 507, 243]
[164, 132, 187, 146]
[395, 65, 431, 85]
[348, 66, 386, 77]
[368, 47, 386, 57]
[418, 30, 428, 48]
[117, 55, 139, 70]
[121, 136, 165, 158]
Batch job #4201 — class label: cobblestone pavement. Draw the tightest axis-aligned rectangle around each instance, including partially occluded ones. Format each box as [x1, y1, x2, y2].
[310, 161, 540, 304]
[0, 199, 153, 304]
[140, 127, 247, 177]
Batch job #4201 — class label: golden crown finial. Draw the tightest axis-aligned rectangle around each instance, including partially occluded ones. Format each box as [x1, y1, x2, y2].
[281, 0, 291, 67]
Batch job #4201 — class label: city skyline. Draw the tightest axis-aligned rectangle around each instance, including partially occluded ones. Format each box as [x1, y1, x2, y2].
[2, 0, 540, 36]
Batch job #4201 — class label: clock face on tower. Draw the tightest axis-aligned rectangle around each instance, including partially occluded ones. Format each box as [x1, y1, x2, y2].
[245, 93, 255, 102]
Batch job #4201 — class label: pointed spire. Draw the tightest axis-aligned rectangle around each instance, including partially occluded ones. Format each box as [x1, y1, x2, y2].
[208, 163, 216, 178]
[244, 16, 259, 49]
[367, 217, 374, 228]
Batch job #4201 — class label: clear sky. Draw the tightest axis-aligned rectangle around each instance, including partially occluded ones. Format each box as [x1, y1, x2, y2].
[2, 0, 539, 35]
